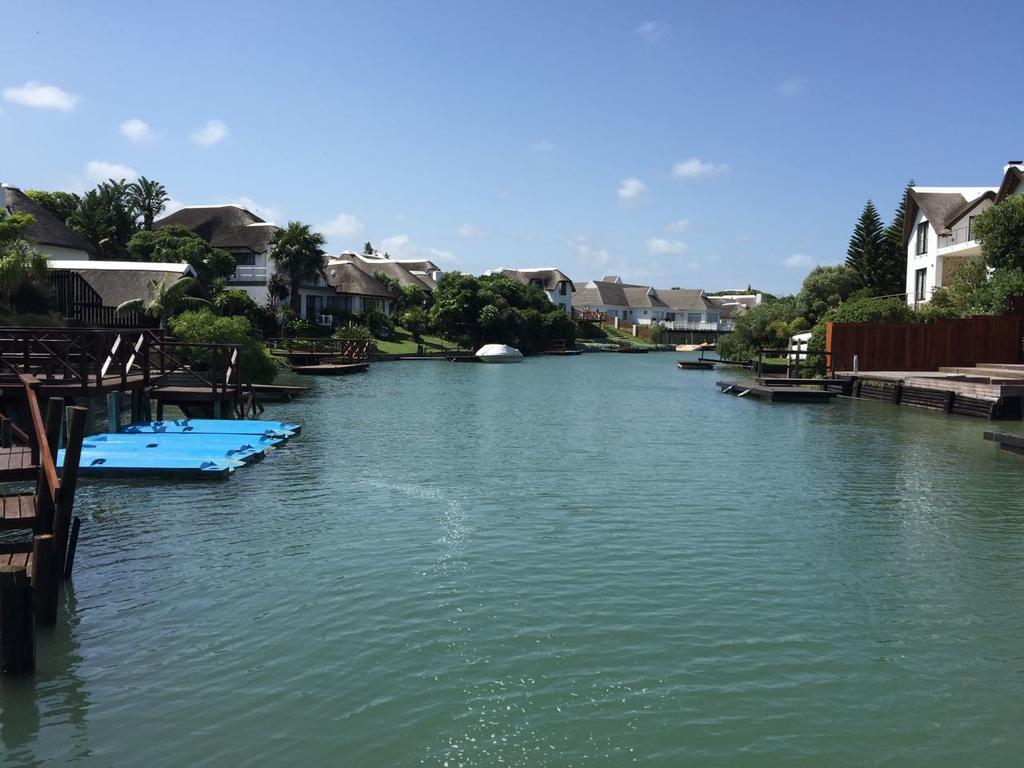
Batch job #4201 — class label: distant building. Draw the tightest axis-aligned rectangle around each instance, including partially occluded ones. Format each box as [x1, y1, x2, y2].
[904, 161, 1024, 306]
[485, 268, 575, 313]
[572, 278, 723, 329]
[323, 257, 397, 316]
[2, 184, 94, 260]
[344, 252, 436, 292]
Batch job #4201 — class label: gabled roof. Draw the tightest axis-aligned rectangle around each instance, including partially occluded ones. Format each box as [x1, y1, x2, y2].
[996, 165, 1024, 202]
[622, 284, 668, 308]
[490, 267, 575, 292]
[573, 280, 667, 309]
[345, 253, 434, 291]
[902, 187, 995, 246]
[601, 274, 622, 283]
[945, 191, 996, 228]
[2, 185, 95, 255]
[657, 288, 710, 312]
[325, 259, 398, 299]
[48, 260, 193, 307]
[155, 205, 279, 253]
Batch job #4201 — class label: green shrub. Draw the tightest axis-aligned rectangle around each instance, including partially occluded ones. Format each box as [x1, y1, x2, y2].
[363, 309, 396, 340]
[169, 310, 278, 384]
[400, 307, 427, 342]
[333, 324, 373, 341]
[285, 319, 327, 338]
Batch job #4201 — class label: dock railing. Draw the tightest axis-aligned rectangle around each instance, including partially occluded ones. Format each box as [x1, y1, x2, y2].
[756, 347, 832, 378]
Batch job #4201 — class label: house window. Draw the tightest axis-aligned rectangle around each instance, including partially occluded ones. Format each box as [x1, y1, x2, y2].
[914, 268, 927, 302]
[233, 251, 256, 266]
[706, 311, 719, 323]
[916, 222, 928, 255]
[687, 312, 702, 324]
[558, 281, 567, 296]
[968, 216, 977, 241]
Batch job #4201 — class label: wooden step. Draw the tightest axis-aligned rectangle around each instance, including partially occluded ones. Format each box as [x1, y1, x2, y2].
[0, 446, 37, 482]
[0, 549, 33, 573]
[0, 494, 37, 530]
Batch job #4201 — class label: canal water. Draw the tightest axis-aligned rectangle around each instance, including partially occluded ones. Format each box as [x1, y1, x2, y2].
[3, 353, 1024, 766]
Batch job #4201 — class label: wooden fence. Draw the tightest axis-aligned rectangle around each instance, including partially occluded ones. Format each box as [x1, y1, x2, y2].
[826, 315, 1024, 372]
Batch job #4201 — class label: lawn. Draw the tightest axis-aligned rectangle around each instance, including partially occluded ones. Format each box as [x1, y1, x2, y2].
[373, 327, 462, 355]
[599, 325, 656, 346]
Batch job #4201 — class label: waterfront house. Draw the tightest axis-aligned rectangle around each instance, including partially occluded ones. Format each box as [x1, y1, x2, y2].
[657, 289, 721, 330]
[347, 252, 436, 292]
[323, 258, 397, 316]
[390, 259, 445, 290]
[2, 184, 94, 260]
[903, 161, 1024, 307]
[572, 279, 660, 322]
[485, 268, 575, 314]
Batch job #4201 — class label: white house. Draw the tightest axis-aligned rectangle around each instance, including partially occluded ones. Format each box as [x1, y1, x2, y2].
[572, 278, 726, 329]
[904, 161, 1024, 306]
[485, 268, 575, 313]
[2, 184, 94, 260]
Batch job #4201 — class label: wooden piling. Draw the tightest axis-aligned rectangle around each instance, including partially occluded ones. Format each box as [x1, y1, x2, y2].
[54, 407, 88, 580]
[0, 565, 35, 674]
[32, 534, 57, 625]
[107, 392, 120, 433]
[64, 517, 82, 580]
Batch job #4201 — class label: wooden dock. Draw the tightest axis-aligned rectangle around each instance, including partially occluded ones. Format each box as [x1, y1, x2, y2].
[984, 431, 1024, 456]
[291, 362, 369, 376]
[717, 380, 837, 403]
[677, 360, 715, 370]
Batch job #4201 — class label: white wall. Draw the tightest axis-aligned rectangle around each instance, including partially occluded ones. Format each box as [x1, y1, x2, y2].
[38, 244, 92, 262]
[905, 207, 936, 305]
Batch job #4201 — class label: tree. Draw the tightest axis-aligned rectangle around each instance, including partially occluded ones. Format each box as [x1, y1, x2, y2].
[883, 179, 914, 297]
[363, 241, 374, 255]
[796, 264, 865, 324]
[115, 276, 208, 327]
[168, 309, 278, 384]
[974, 195, 1024, 271]
[69, 179, 138, 258]
[0, 210, 34, 244]
[127, 177, 169, 230]
[269, 222, 326, 316]
[127, 225, 237, 286]
[24, 190, 81, 224]
[716, 296, 803, 362]
[846, 200, 890, 294]
[0, 238, 50, 313]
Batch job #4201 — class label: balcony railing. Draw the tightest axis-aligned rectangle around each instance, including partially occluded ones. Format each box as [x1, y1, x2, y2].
[661, 321, 721, 331]
[937, 222, 977, 251]
[230, 265, 268, 282]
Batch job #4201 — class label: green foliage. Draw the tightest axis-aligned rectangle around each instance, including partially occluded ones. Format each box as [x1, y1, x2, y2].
[115, 276, 208, 327]
[0, 211, 34, 244]
[807, 297, 916, 367]
[69, 179, 138, 259]
[974, 195, 1024, 271]
[796, 265, 865, 324]
[363, 309, 396, 340]
[24, 190, 81, 224]
[270, 222, 326, 315]
[0, 239, 50, 313]
[575, 320, 608, 340]
[127, 177, 169, 230]
[427, 271, 575, 353]
[213, 288, 262, 320]
[400, 307, 428, 342]
[284, 319, 326, 338]
[128, 225, 237, 286]
[399, 283, 427, 313]
[333, 324, 373, 341]
[168, 310, 278, 384]
[372, 271, 401, 297]
[846, 200, 900, 295]
[717, 296, 803, 362]
[648, 322, 667, 344]
[363, 241, 374, 255]
[882, 180, 914, 296]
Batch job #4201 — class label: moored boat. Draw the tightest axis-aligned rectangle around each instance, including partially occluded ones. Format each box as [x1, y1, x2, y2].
[475, 344, 524, 363]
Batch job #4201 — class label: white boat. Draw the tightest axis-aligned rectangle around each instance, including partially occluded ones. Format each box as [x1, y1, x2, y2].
[475, 343, 524, 363]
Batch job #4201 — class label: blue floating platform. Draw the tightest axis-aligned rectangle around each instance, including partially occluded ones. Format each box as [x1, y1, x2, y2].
[59, 419, 302, 479]
[119, 418, 301, 438]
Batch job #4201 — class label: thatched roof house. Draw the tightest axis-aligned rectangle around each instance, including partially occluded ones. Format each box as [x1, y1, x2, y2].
[2, 184, 94, 260]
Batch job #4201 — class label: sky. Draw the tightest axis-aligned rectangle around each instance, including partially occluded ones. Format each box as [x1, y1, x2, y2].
[3, 0, 1024, 295]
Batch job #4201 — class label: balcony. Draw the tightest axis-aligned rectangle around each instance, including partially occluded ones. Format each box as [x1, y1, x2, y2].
[229, 265, 268, 282]
[661, 321, 721, 331]
[936, 222, 980, 255]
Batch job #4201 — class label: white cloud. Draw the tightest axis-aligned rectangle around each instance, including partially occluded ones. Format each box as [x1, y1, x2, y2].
[225, 196, 283, 223]
[665, 218, 689, 232]
[784, 253, 813, 268]
[778, 77, 807, 96]
[190, 119, 228, 146]
[569, 235, 611, 267]
[635, 21, 669, 43]
[646, 238, 687, 255]
[85, 160, 138, 183]
[672, 158, 729, 178]
[318, 212, 364, 238]
[119, 118, 154, 142]
[617, 177, 647, 205]
[3, 82, 78, 111]
[456, 223, 482, 239]
[379, 234, 460, 264]
[528, 139, 555, 153]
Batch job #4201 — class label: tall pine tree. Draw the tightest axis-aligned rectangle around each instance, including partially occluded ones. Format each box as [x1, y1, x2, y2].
[846, 200, 886, 294]
[881, 180, 915, 297]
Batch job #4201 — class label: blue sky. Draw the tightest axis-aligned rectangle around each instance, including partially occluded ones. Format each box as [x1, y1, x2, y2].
[3, 1, 1023, 295]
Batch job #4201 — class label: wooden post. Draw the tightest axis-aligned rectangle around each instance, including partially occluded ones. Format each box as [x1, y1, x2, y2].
[107, 392, 120, 433]
[0, 416, 10, 447]
[0, 565, 35, 674]
[54, 406, 88, 581]
[213, 399, 221, 420]
[64, 517, 82, 580]
[32, 534, 57, 625]
[44, 398, 64, 461]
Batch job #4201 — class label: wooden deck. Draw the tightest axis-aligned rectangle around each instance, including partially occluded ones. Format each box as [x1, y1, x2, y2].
[717, 380, 837, 403]
[0, 494, 37, 530]
[291, 362, 369, 376]
[0, 446, 36, 481]
[984, 431, 1024, 456]
[677, 360, 715, 370]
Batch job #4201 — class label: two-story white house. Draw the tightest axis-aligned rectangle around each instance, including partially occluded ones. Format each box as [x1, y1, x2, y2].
[572, 277, 727, 329]
[485, 268, 576, 313]
[904, 161, 1024, 306]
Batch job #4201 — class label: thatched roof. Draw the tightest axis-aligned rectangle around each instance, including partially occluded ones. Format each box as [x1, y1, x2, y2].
[493, 268, 575, 292]
[902, 188, 996, 246]
[325, 260, 398, 299]
[345, 253, 434, 291]
[155, 205, 279, 253]
[2, 185, 94, 255]
[48, 260, 193, 306]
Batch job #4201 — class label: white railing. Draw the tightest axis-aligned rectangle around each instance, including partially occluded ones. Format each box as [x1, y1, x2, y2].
[313, 313, 334, 327]
[661, 321, 721, 331]
[937, 222, 977, 250]
[230, 265, 269, 281]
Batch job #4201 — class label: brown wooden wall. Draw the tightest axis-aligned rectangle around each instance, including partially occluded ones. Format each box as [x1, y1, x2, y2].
[826, 315, 1023, 372]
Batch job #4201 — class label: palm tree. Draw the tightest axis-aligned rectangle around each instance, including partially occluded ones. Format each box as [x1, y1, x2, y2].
[269, 222, 326, 316]
[0, 239, 49, 312]
[115, 276, 207, 327]
[128, 177, 170, 230]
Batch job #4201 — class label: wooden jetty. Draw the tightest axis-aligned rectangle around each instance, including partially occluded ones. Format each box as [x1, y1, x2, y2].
[984, 430, 1024, 456]
[291, 362, 369, 376]
[616, 347, 649, 354]
[717, 380, 837, 403]
[0, 375, 87, 674]
[677, 360, 715, 370]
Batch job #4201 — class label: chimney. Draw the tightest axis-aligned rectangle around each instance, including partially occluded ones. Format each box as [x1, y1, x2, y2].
[1005, 160, 1024, 174]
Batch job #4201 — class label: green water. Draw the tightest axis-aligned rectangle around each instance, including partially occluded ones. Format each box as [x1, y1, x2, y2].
[3, 353, 1024, 766]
